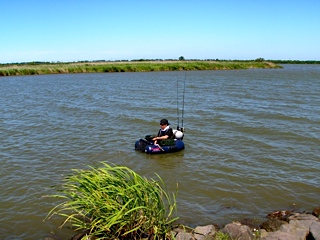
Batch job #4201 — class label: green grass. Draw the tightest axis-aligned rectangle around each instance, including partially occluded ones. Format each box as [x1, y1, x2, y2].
[214, 231, 230, 240]
[0, 61, 282, 76]
[45, 163, 178, 239]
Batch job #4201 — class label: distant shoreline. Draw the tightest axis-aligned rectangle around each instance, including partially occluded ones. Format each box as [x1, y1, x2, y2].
[0, 60, 282, 77]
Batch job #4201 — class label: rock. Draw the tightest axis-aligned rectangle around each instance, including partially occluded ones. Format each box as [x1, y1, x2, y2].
[310, 221, 320, 240]
[260, 219, 288, 232]
[67, 208, 320, 240]
[313, 207, 320, 217]
[261, 213, 320, 240]
[260, 229, 268, 238]
[221, 221, 254, 240]
[261, 231, 303, 240]
[279, 220, 310, 239]
[174, 231, 195, 240]
[288, 213, 319, 221]
[267, 210, 292, 220]
[238, 218, 261, 231]
[171, 225, 195, 240]
[193, 225, 217, 240]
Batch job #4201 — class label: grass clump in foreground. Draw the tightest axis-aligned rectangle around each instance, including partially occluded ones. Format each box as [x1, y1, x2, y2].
[45, 163, 178, 239]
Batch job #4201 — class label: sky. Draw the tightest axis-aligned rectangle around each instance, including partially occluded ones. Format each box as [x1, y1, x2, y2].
[1, 0, 319, 63]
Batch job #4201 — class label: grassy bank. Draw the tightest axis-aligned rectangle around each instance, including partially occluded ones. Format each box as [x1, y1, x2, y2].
[0, 61, 281, 76]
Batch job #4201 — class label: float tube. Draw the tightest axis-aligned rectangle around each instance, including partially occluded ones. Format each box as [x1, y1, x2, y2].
[135, 130, 185, 154]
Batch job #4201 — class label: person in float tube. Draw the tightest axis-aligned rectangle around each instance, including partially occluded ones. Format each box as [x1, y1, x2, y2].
[152, 119, 174, 145]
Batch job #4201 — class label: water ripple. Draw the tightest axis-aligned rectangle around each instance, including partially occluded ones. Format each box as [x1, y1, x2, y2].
[0, 66, 319, 238]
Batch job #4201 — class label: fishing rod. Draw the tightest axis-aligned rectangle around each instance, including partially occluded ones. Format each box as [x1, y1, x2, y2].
[181, 72, 186, 131]
[176, 75, 180, 129]
[176, 72, 186, 133]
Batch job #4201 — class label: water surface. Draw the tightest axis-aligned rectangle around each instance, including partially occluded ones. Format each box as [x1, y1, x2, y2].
[0, 65, 319, 239]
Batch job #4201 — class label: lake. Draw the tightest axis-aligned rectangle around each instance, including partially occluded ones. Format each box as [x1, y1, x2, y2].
[0, 64, 319, 239]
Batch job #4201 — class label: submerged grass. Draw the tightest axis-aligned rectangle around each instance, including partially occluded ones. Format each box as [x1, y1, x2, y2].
[45, 163, 178, 239]
[0, 61, 281, 76]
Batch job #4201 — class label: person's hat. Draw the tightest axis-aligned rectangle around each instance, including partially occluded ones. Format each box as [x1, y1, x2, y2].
[160, 119, 169, 125]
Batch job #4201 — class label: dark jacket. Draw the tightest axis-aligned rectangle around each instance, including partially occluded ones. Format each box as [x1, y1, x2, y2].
[157, 127, 174, 139]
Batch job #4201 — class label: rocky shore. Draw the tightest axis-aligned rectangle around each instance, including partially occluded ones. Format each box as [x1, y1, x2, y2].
[170, 207, 320, 240]
[67, 207, 320, 240]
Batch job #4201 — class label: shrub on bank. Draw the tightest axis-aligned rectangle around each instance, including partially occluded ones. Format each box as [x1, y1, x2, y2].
[45, 163, 178, 239]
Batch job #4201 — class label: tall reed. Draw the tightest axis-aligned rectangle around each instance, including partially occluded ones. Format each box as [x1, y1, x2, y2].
[45, 163, 178, 239]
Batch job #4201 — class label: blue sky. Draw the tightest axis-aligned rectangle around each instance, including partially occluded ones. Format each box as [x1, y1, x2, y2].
[1, 0, 319, 63]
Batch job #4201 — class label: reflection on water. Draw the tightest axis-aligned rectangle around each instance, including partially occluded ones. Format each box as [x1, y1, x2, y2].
[0, 65, 319, 239]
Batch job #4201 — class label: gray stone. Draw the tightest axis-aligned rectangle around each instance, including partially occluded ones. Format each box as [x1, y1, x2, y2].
[171, 226, 195, 240]
[221, 221, 254, 240]
[283, 219, 314, 230]
[171, 211, 320, 240]
[261, 218, 318, 240]
[260, 218, 287, 232]
[313, 207, 320, 217]
[310, 221, 320, 240]
[288, 213, 319, 221]
[175, 231, 195, 240]
[193, 225, 217, 240]
[279, 220, 310, 239]
[260, 229, 269, 238]
[261, 231, 303, 240]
